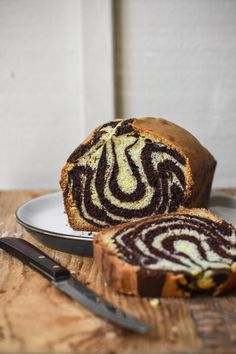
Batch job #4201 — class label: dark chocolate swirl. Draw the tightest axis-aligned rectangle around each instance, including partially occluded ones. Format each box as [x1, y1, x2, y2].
[111, 213, 236, 273]
[66, 119, 190, 227]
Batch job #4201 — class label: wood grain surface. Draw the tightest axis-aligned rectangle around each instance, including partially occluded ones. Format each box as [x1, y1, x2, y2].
[0, 190, 236, 354]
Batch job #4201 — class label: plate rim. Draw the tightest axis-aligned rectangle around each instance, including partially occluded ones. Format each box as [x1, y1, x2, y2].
[15, 192, 94, 242]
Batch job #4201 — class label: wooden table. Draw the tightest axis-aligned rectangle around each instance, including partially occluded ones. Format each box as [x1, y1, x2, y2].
[0, 190, 236, 354]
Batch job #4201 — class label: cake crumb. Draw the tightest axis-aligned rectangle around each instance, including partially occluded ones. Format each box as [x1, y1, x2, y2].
[169, 326, 178, 343]
[169, 326, 178, 342]
[105, 331, 116, 339]
[149, 298, 160, 307]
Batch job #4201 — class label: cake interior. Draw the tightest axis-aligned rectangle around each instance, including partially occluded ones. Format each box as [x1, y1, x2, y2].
[65, 119, 191, 227]
[111, 213, 236, 277]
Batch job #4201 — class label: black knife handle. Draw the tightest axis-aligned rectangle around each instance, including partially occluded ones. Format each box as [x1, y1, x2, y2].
[0, 237, 71, 281]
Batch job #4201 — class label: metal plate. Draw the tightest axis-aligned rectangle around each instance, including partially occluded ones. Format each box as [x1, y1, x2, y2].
[15, 192, 94, 256]
[16, 191, 236, 257]
[208, 191, 236, 225]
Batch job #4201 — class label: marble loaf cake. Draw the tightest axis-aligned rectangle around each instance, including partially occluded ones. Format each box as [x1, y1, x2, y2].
[93, 209, 236, 297]
[60, 118, 216, 231]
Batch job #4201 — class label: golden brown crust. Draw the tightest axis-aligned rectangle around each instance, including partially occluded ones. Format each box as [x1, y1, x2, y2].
[93, 208, 236, 298]
[93, 233, 139, 294]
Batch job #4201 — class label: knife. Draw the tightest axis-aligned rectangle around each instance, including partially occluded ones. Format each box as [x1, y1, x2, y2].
[0, 237, 150, 333]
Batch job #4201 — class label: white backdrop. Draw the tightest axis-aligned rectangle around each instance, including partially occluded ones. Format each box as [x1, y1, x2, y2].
[114, 0, 236, 188]
[0, 0, 114, 189]
[0, 0, 235, 189]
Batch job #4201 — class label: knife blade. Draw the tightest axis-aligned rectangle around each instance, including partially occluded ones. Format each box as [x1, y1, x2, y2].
[0, 237, 150, 333]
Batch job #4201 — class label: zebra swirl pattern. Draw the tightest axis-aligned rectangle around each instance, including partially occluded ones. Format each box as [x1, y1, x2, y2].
[112, 213, 236, 274]
[65, 119, 189, 228]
